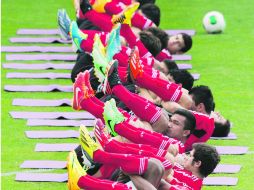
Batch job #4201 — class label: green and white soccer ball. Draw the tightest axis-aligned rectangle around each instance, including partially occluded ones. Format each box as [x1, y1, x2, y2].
[203, 11, 226, 34]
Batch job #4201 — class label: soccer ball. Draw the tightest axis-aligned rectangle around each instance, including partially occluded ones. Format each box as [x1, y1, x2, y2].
[203, 11, 226, 34]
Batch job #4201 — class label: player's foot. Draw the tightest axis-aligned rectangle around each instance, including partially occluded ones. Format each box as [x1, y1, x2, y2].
[94, 119, 111, 148]
[84, 69, 95, 96]
[72, 71, 94, 110]
[70, 21, 88, 52]
[67, 150, 86, 190]
[111, 2, 139, 26]
[79, 125, 100, 159]
[128, 46, 143, 82]
[90, 0, 111, 13]
[57, 9, 71, 40]
[80, 0, 92, 14]
[106, 24, 122, 62]
[92, 34, 112, 82]
[103, 99, 124, 137]
[107, 61, 122, 88]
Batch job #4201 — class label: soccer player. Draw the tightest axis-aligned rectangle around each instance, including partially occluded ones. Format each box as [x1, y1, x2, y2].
[189, 85, 231, 137]
[67, 123, 220, 190]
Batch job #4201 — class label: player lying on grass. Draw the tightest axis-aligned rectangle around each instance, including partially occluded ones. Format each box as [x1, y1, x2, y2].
[67, 123, 220, 190]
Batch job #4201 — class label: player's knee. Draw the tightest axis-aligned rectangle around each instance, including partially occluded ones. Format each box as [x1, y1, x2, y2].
[147, 158, 165, 177]
[152, 113, 169, 134]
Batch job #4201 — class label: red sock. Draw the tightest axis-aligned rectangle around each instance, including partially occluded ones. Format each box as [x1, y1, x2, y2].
[84, 10, 113, 32]
[118, 67, 128, 83]
[155, 49, 172, 61]
[105, 139, 167, 158]
[80, 98, 104, 121]
[120, 24, 152, 58]
[80, 38, 94, 53]
[80, 29, 108, 45]
[104, 1, 123, 15]
[93, 149, 148, 175]
[90, 96, 104, 106]
[114, 122, 172, 150]
[136, 72, 183, 102]
[131, 13, 155, 30]
[112, 84, 161, 123]
[113, 51, 129, 67]
[125, 142, 167, 157]
[105, 139, 172, 170]
[141, 57, 155, 67]
[98, 164, 119, 179]
[78, 175, 130, 190]
[143, 67, 160, 79]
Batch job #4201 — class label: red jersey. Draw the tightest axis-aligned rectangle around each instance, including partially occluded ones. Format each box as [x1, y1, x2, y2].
[184, 111, 215, 151]
[155, 49, 173, 61]
[168, 163, 203, 190]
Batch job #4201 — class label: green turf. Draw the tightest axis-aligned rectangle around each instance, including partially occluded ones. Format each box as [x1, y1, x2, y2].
[1, 0, 254, 189]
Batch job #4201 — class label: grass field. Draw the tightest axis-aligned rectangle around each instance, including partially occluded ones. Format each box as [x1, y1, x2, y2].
[1, 0, 254, 189]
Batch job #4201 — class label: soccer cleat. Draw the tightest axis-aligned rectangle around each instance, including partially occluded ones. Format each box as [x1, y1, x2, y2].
[94, 119, 111, 148]
[67, 150, 86, 190]
[72, 71, 94, 110]
[79, 125, 100, 159]
[84, 69, 95, 96]
[92, 34, 109, 82]
[111, 2, 139, 26]
[57, 9, 71, 40]
[103, 99, 125, 137]
[80, 0, 92, 14]
[128, 46, 144, 81]
[108, 60, 122, 88]
[70, 21, 88, 52]
[91, 0, 111, 13]
[106, 24, 122, 62]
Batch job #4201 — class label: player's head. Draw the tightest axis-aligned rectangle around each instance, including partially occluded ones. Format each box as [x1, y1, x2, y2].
[154, 59, 178, 75]
[211, 111, 231, 137]
[167, 109, 196, 142]
[163, 59, 178, 72]
[145, 27, 169, 49]
[168, 69, 194, 91]
[168, 33, 192, 54]
[139, 3, 160, 26]
[139, 31, 162, 56]
[189, 85, 215, 115]
[183, 143, 220, 178]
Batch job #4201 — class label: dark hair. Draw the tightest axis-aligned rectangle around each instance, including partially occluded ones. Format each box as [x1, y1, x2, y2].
[136, 0, 156, 7]
[189, 85, 215, 114]
[140, 3, 160, 26]
[180, 33, 192, 53]
[145, 27, 169, 49]
[212, 120, 231, 137]
[139, 31, 162, 56]
[169, 69, 194, 91]
[192, 143, 220, 177]
[163, 59, 179, 72]
[173, 109, 196, 134]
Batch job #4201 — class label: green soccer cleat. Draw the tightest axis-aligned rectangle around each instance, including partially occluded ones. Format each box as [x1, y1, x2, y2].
[70, 21, 88, 52]
[106, 24, 122, 62]
[92, 34, 110, 83]
[103, 99, 125, 137]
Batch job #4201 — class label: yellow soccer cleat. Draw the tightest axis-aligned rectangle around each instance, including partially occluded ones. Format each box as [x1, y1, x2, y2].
[111, 2, 140, 26]
[79, 125, 100, 159]
[67, 150, 86, 190]
[91, 0, 112, 13]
